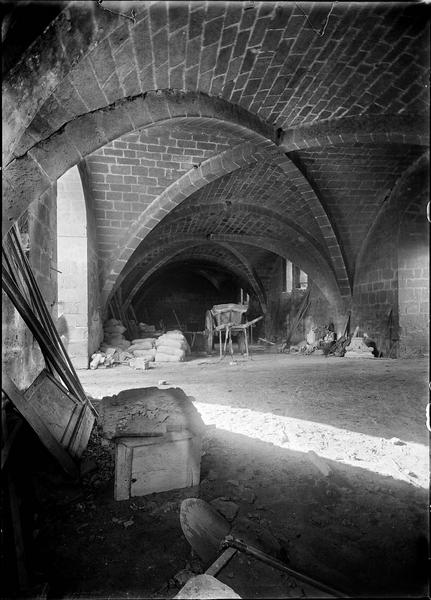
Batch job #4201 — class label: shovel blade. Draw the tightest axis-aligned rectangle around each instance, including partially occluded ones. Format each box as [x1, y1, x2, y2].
[180, 498, 231, 564]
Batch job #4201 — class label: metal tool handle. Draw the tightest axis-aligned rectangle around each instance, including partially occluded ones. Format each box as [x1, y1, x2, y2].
[221, 536, 348, 598]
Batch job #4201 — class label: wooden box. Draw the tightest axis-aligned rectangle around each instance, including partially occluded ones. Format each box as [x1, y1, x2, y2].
[115, 431, 202, 501]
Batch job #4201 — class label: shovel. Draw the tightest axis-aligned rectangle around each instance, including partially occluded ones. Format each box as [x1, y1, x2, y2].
[180, 499, 348, 598]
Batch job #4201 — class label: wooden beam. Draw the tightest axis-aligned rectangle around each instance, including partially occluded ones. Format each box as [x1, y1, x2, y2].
[4, 227, 96, 414]
[205, 547, 237, 577]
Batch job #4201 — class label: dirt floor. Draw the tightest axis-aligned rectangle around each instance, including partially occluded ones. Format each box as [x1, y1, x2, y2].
[28, 350, 429, 598]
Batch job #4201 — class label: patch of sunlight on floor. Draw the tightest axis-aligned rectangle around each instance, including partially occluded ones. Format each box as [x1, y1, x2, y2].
[194, 401, 429, 489]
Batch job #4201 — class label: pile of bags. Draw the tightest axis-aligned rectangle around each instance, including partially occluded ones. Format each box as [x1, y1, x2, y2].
[101, 319, 131, 352]
[155, 330, 190, 362]
[90, 325, 191, 369]
[128, 338, 157, 363]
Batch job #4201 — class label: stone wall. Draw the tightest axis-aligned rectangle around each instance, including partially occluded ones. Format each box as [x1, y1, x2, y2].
[352, 198, 399, 355]
[264, 256, 334, 343]
[353, 155, 429, 357]
[57, 167, 90, 369]
[79, 162, 103, 358]
[398, 199, 429, 357]
[57, 164, 103, 368]
[2, 186, 57, 389]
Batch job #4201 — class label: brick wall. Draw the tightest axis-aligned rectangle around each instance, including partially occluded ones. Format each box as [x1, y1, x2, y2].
[291, 144, 425, 278]
[2, 186, 57, 389]
[86, 123, 246, 268]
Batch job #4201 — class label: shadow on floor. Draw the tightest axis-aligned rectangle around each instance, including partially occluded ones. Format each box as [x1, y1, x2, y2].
[11, 419, 427, 599]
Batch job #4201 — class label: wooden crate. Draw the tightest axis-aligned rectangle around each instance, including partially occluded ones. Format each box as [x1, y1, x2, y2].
[23, 369, 95, 459]
[115, 431, 202, 501]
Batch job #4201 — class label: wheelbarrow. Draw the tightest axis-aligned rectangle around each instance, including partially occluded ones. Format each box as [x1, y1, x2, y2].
[204, 303, 263, 357]
[176, 498, 348, 599]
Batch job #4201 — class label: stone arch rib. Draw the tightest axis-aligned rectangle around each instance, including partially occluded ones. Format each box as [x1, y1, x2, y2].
[2, 90, 275, 237]
[259, 147, 352, 299]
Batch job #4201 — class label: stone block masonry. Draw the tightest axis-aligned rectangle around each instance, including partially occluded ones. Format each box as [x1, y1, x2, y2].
[2, 186, 58, 389]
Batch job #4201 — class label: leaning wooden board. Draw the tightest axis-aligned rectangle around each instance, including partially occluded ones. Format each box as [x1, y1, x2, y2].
[23, 370, 95, 459]
[2, 373, 78, 478]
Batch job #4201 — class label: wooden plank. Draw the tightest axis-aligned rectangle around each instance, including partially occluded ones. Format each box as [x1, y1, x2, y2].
[115, 441, 133, 500]
[2, 373, 78, 478]
[23, 370, 95, 459]
[205, 547, 237, 577]
[285, 289, 311, 346]
[23, 370, 80, 447]
[68, 403, 96, 459]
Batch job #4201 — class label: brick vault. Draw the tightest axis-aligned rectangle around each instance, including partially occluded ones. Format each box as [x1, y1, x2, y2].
[2, 0, 429, 365]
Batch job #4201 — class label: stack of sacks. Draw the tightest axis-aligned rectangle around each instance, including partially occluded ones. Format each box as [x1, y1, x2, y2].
[128, 338, 157, 363]
[101, 319, 131, 352]
[155, 330, 190, 362]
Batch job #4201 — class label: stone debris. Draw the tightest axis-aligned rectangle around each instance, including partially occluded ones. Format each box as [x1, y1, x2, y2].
[390, 437, 406, 446]
[79, 423, 115, 489]
[344, 336, 375, 358]
[173, 574, 241, 599]
[129, 357, 150, 370]
[80, 457, 97, 477]
[100, 387, 205, 439]
[210, 498, 239, 522]
[123, 519, 134, 528]
[173, 569, 195, 588]
[236, 487, 256, 504]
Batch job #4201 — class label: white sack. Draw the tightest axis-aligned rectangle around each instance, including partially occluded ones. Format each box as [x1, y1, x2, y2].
[155, 351, 185, 362]
[133, 348, 156, 358]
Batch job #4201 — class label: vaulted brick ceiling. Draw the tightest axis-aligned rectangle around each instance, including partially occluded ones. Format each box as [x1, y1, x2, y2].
[2, 1, 429, 311]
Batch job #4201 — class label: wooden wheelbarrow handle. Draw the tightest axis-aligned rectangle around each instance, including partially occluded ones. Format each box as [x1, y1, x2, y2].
[243, 315, 264, 327]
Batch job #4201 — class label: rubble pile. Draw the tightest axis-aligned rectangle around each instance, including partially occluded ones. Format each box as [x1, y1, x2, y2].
[89, 319, 133, 369]
[344, 336, 375, 358]
[99, 387, 205, 439]
[80, 421, 115, 489]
